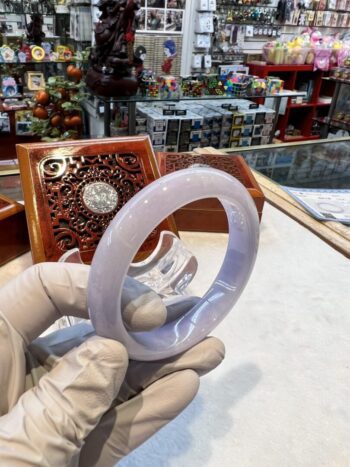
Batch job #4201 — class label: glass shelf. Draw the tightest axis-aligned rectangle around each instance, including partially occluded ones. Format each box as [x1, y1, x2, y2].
[217, 3, 277, 7]
[226, 136, 350, 189]
[315, 117, 350, 132]
[0, 60, 87, 65]
[94, 90, 307, 104]
[323, 77, 350, 85]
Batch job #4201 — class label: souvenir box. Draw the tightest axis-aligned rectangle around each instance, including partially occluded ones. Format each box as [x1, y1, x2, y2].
[157, 151, 265, 232]
[17, 136, 177, 264]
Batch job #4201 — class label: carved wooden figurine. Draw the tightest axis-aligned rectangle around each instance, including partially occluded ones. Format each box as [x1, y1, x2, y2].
[86, 0, 143, 97]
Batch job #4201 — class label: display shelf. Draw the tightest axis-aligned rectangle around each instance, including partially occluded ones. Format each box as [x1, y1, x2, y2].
[315, 101, 331, 107]
[249, 64, 315, 73]
[248, 63, 334, 141]
[288, 102, 315, 109]
[217, 3, 278, 8]
[317, 78, 350, 137]
[287, 101, 331, 109]
[95, 90, 306, 138]
[283, 134, 320, 142]
[323, 76, 350, 84]
[315, 116, 350, 132]
[97, 90, 306, 104]
[0, 94, 33, 100]
[0, 60, 87, 65]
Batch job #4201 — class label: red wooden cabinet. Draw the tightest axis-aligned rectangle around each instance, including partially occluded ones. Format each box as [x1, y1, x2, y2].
[248, 64, 334, 142]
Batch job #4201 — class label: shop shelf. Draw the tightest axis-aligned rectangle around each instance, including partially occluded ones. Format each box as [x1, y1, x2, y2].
[282, 134, 320, 142]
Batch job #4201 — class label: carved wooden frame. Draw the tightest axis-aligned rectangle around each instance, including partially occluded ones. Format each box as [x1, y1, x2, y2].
[156, 151, 265, 232]
[17, 136, 177, 264]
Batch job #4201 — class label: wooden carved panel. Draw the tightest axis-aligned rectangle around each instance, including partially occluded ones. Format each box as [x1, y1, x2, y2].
[159, 152, 252, 187]
[17, 136, 177, 264]
[157, 152, 265, 232]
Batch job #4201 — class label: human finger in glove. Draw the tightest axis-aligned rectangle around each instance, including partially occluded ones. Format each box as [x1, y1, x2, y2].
[0, 262, 225, 466]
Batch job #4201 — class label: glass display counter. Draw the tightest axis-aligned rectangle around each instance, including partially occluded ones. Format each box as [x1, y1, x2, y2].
[317, 78, 350, 137]
[227, 136, 350, 189]
[225, 137, 350, 258]
[93, 90, 307, 138]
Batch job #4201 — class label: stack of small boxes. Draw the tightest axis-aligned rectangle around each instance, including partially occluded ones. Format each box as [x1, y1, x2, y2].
[135, 99, 275, 151]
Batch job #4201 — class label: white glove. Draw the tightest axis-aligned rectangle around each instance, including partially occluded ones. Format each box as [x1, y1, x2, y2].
[0, 262, 225, 466]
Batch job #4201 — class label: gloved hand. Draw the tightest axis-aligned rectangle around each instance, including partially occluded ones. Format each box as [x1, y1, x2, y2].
[0, 262, 225, 466]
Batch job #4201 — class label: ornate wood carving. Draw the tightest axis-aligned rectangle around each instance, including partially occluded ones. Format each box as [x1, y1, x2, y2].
[157, 152, 265, 232]
[159, 152, 250, 186]
[17, 136, 177, 264]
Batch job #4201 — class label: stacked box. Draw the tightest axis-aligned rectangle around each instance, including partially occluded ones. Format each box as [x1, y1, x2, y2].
[136, 99, 276, 150]
[136, 103, 203, 152]
[135, 116, 147, 134]
[186, 104, 222, 148]
[199, 101, 241, 148]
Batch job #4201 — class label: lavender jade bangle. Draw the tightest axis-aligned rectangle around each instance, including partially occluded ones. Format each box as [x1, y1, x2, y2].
[88, 167, 260, 361]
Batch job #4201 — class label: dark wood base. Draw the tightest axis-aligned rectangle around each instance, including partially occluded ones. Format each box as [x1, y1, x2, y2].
[85, 69, 139, 97]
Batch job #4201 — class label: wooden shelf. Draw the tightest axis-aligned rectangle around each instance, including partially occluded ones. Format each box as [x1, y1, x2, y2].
[282, 135, 320, 142]
[248, 64, 315, 73]
[248, 63, 334, 142]
[288, 103, 315, 109]
[288, 101, 331, 109]
[315, 101, 331, 107]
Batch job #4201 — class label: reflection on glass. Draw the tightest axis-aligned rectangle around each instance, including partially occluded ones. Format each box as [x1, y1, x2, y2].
[238, 138, 350, 189]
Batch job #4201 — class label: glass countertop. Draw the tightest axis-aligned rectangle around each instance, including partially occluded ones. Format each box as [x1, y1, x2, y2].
[227, 137, 350, 189]
[0, 173, 22, 201]
[93, 90, 306, 104]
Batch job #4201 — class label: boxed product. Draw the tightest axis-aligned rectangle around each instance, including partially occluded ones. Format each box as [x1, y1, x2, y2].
[241, 125, 253, 137]
[252, 125, 264, 137]
[231, 127, 242, 139]
[261, 124, 273, 136]
[164, 145, 178, 152]
[232, 113, 245, 126]
[149, 132, 166, 146]
[190, 130, 202, 143]
[178, 143, 190, 152]
[201, 129, 212, 145]
[230, 138, 240, 147]
[220, 127, 231, 139]
[266, 77, 284, 94]
[261, 136, 270, 145]
[239, 137, 252, 147]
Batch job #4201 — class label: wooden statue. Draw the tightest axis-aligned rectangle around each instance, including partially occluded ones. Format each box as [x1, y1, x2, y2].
[86, 0, 143, 97]
[26, 13, 46, 45]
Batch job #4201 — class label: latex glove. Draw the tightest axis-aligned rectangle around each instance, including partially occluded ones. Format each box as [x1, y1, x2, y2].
[0, 263, 225, 466]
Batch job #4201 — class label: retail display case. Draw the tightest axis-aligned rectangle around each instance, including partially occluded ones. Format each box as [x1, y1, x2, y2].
[227, 136, 350, 189]
[317, 78, 350, 138]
